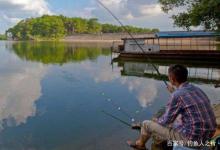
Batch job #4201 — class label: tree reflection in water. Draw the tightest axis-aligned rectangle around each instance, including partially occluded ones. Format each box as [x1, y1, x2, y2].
[9, 42, 111, 65]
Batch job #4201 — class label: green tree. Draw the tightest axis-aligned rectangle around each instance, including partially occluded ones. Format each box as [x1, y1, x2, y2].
[102, 24, 119, 33]
[31, 15, 65, 39]
[7, 15, 66, 40]
[87, 18, 102, 34]
[72, 18, 88, 33]
[0, 34, 6, 40]
[159, 0, 220, 31]
[60, 15, 75, 35]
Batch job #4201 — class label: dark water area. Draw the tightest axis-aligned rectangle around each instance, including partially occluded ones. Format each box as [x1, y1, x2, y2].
[0, 41, 219, 150]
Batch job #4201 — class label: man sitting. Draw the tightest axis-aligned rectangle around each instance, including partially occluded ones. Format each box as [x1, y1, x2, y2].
[127, 64, 217, 150]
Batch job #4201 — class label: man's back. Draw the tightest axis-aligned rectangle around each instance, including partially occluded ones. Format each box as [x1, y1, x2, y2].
[173, 83, 217, 142]
[128, 65, 218, 150]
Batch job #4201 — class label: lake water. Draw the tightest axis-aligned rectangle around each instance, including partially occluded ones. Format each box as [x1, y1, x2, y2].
[0, 41, 219, 150]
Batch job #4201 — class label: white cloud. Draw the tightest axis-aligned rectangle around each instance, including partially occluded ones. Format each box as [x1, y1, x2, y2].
[0, 0, 52, 33]
[92, 0, 180, 31]
[124, 13, 134, 20]
[0, 0, 184, 33]
[139, 4, 162, 16]
[2, 14, 20, 24]
[100, 0, 124, 6]
[96, 0, 163, 18]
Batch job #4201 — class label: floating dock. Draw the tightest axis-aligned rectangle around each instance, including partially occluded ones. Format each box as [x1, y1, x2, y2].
[118, 50, 220, 61]
[112, 31, 220, 61]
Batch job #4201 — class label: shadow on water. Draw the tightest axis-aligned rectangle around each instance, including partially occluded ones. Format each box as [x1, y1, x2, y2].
[7, 41, 111, 65]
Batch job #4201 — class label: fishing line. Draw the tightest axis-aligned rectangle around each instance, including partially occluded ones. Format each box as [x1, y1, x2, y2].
[63, 71, 140, 122]
[97, 0, 168, 87]
[101, 92, 148, 122]
[101, 110, 131, 127]
[100, 92, 137, 122]
[72, 75, 139, 122]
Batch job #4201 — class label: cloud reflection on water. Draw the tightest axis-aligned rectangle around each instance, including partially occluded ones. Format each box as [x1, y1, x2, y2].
[82, 59, 220, 107]
[81, 60, 159, 108]
[0, 51, 47, 130]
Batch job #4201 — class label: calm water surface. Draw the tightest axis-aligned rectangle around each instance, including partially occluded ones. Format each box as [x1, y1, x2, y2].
[0, 41, 219, 150]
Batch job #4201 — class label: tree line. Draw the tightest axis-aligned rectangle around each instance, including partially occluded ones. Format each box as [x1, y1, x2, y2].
[0, 34, 6, 40]
[6, 15, 159, 40]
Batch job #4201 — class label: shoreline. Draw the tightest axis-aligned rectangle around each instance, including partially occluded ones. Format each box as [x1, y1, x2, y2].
[60, 39, 121, 43]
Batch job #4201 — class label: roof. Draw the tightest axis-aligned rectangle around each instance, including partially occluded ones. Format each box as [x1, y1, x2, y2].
[155, 31, 220, 38]
[120, 31, 220, 41]
[121, 37, 156, 40]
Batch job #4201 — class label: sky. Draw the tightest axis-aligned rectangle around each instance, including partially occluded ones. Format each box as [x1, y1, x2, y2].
[0, 0, 183, 34]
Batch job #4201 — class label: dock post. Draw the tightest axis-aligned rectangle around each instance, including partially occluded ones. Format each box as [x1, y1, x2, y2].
[181, 38, 183, 50]
[209, 38, 211, 51]
[166, 38, 168, 50]
[190, 38, 192, 50]
[196, 38, 198, 50]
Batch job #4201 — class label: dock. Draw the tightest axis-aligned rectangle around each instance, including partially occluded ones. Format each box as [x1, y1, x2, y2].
[118, 50, 220, 61]
[112, 31, 220, 61]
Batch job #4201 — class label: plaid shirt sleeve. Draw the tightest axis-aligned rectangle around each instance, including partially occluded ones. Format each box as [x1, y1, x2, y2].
[157, 94, 182, 126]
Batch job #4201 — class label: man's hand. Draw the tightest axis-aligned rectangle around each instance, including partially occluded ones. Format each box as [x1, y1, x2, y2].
[167, 84, 175, 93]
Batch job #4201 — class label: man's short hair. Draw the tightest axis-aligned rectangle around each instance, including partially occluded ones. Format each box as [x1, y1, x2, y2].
[168, 64, 188, 83]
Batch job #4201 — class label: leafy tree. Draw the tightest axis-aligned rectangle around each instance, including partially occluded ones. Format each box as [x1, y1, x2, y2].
[31, 15, 66, 39]
[101, 23, 158, 33]
[102, 24, 120, 33]
[159, 0, 220, 31]
[60, 15, 75, 35]
[88, 18, 102, 34]
[7, 15, 66, 40]
[72, 18, 88, 33]
[0, 34, 6, 40]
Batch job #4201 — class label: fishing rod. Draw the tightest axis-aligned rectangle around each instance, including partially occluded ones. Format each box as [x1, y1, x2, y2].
[97, 0, 168, 87]
[101, 110, 131, 127]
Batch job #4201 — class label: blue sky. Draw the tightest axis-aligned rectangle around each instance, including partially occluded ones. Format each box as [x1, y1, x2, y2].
[47, 0, 91, 16]
[0, 0, 182, 34]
